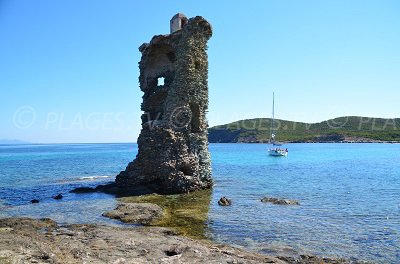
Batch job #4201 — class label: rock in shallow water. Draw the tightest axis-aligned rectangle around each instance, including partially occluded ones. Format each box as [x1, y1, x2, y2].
[261, 197, 300, 205]
[102, 202, 163, 224]
[218, 196, 232, 206]
[69, 187, 96, 193]
[53, 194, 63, 200]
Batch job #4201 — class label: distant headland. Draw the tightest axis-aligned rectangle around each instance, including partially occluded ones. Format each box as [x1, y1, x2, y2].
[208, 116, 400, 143]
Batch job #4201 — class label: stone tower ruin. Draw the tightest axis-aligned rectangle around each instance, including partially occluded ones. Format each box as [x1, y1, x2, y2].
[115, 14, 213, 194]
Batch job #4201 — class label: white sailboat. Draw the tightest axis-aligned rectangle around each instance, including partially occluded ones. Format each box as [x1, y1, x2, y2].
[268, 92, 288, 157]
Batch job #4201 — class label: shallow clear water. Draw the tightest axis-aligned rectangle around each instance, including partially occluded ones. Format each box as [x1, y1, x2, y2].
[209, 143, 400, 263]
[0, 143, 135, 225]
[0, 143, 399, 263]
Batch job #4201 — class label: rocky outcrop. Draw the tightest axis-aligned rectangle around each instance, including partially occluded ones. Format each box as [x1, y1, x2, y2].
[0, 217, 367, 264]
[69, 182, 154, 197]
[116, 14, 213, 194]
[261, 197, 300, 205]
[69, 186, 96, 193]
[313, 134, 345, 143]
[102, 203, 163, 225]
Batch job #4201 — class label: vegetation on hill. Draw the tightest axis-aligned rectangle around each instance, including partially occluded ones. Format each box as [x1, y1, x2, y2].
[208, 116, 400, 143]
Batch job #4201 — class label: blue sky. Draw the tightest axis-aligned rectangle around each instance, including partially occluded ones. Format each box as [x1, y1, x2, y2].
[1, 0, 399, 143]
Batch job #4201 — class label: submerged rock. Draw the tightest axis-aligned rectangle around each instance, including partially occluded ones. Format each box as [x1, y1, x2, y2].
[261, 197, 299, 205]
[53, 194, 63, 200]
[69, 187, 96, 193]
[120, 189, 212, 239]
[69, 184, 117, 194]
[102, 202, 163, 225]
[69, 183, 154, 197]
[218, 196, 232, 206]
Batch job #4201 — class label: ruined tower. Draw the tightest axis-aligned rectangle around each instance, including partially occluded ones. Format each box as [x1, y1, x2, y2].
[115, 14, 213, 194]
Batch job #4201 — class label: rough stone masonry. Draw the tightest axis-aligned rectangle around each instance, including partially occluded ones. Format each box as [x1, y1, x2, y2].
[115, 14, 213, 194]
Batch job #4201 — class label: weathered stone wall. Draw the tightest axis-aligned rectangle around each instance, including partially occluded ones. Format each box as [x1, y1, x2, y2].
[115, 15, 213, 194]
[170, 13, 187, 33]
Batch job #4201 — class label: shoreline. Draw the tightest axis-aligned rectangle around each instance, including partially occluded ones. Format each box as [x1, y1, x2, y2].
[0, 217, 370, 264]
[0, 187, 373, 264]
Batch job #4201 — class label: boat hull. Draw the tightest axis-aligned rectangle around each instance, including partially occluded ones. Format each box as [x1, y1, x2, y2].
[268, 149, 288, 157]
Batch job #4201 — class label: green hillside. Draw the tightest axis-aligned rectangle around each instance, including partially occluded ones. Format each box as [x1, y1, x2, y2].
[208, 116, 400, 143]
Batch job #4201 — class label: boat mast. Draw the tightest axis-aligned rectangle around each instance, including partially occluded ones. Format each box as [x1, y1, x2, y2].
[270, 92, 275, 144]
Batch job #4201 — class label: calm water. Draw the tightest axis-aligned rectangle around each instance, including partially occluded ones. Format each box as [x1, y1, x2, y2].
[0, 143, 399, 263]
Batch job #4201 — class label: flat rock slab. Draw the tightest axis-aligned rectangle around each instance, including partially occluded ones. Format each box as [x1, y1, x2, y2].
[102, 202, 163, 224]
[261, 197, 300, 205]
[0, 217, 367, 264]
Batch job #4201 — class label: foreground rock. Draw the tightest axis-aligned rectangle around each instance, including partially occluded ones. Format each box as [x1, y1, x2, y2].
[261, 197, 300, 205]
[0, 217, 367, 264]
[102, 202, 163, 224]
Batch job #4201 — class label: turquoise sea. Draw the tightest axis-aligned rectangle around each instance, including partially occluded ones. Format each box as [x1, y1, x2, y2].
[0, 143, 399, 263]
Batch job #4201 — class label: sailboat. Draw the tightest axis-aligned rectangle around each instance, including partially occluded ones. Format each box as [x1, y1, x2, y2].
[268, 92, 288, 157]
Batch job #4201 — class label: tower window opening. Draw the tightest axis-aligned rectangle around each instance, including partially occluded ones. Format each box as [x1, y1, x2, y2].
[157, 77, 165, 86]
